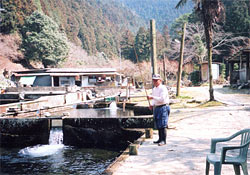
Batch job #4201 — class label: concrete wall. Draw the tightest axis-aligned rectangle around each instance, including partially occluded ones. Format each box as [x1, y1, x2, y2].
[0, 118, 49, 147]
[63, 117, 153, 150]
[5, 86, 66, 92]
[0, 116, 153, 149]
[0, 91, 86, 116]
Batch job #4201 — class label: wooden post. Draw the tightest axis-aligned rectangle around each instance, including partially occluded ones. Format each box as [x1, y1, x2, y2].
[145, 128, 153, 139]
[150, 19, 158, 76]
[129, 144, 138, 155]
[163, 54, 167, 85]
[126, 78, 129, 101]
[176, 23, 186, 97]
[123, 99, 126, 112]
[246, 51, 249, 82]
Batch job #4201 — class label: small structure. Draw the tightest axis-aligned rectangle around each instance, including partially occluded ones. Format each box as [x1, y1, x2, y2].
[201, 62, 220, 81]
[11, 68, 123, 87]
[228, 47, 250, 85]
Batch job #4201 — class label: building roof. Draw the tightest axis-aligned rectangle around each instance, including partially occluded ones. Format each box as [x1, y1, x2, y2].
[228, 47, 250, 63]
[13, 68, 117, 74]
[12, 68, 120, 77]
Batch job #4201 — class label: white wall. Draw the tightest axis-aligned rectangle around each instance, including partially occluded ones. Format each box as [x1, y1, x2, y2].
[212, 64, 219, 80]
[81, 76, 89, 87]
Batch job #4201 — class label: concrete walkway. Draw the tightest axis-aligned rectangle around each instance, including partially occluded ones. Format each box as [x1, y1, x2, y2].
[112, 87, 250, 175]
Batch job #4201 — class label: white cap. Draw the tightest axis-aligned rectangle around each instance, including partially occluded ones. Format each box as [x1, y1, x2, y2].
[152, 74, 162, 80]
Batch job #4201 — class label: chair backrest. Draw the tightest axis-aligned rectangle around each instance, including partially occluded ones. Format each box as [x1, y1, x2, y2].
[239, 129, 250, 160]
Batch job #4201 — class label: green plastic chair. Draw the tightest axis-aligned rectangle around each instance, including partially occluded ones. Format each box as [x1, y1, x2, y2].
[205, 128, 250, 175]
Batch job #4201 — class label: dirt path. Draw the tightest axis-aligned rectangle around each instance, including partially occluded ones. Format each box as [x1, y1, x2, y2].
[112, 87, 250, 175]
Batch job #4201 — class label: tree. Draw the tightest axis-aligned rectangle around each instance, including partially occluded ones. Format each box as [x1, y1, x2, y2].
[120, 30, 135, 61]
[0, 0, 36, 34]
[0, 4, 17, 34]
[134, 27, 151, 62]
[223, 0, 250, 37]
[176, 0, 224, 101]
[170, 22, 248, 61]
[21, 11, 69, 68]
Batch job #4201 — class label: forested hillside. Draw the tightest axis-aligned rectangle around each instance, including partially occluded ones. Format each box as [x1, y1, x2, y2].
[0, 0, 146, 57]
[117, 0, 193, 32]
[0, 0, 248, 76]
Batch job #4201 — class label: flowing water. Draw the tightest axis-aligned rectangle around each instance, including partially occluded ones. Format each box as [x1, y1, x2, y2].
[0, 104, 132, 175]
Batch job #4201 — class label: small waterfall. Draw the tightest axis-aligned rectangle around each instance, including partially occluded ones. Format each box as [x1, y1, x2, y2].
[109, 101, 117, 117]
[109, 101, 117, 109]
[49, 128, 63, 145]
[19, 128, 64, 157]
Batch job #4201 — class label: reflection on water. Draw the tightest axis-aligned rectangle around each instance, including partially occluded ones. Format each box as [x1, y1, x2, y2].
[67, 105, 134, 118]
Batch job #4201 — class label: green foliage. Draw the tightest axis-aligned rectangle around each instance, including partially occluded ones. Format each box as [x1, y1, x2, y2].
[21, 11, 69, 67]
[0, 0, 36, 34]
[220, 63, 226, 79]
[117, 0, 193, 32]
[193, 34, 207, 62]
[39, 0, 146, 57]
[0, 6, 17, 34]
[120, 30, 135, 61]
[170, 13, 191, 38]
[233, 63, 239, 70]
[176, 95, 192, 99]
[134, 27, 151, 62]
[190, 70, 200, 85]
[120, 26, 170, 62]
[223, 0, 250, 37]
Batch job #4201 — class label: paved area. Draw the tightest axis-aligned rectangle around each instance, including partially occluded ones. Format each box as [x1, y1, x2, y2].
[112, 87, 250, 175]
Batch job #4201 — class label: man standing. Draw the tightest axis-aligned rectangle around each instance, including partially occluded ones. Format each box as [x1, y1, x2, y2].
[147, 74, 170, 146]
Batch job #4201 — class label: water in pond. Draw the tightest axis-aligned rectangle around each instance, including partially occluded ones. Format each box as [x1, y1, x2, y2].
[69, 101, 134, 118]
[0, 105, 132, 175]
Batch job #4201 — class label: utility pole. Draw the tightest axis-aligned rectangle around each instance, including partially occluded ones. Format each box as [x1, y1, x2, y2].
[176, 23, 186, 97]
[163, 53, 167, 84]
[150, 19, 157, 76]
[119, 47, 122, 85]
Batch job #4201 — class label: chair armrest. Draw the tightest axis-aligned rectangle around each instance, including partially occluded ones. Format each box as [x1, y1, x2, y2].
[210, 129, 250, 153]
[210, 137, 232, 153]
[220, 141, 250, 163]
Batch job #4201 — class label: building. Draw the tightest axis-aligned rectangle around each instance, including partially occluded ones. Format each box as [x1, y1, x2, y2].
[12, 68, 122, 87]
[228, 47, 250, 84]
[200, 62, 220, 81]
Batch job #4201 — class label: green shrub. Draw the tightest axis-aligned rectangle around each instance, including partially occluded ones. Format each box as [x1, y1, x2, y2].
[21, 11, 69, 67]
[190, 70, 200, 85]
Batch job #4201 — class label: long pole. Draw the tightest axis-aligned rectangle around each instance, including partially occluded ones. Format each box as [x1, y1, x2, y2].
[150, 19, 157, 76]
[133, 45, 151, 107]
[176, 23, 186, 96]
